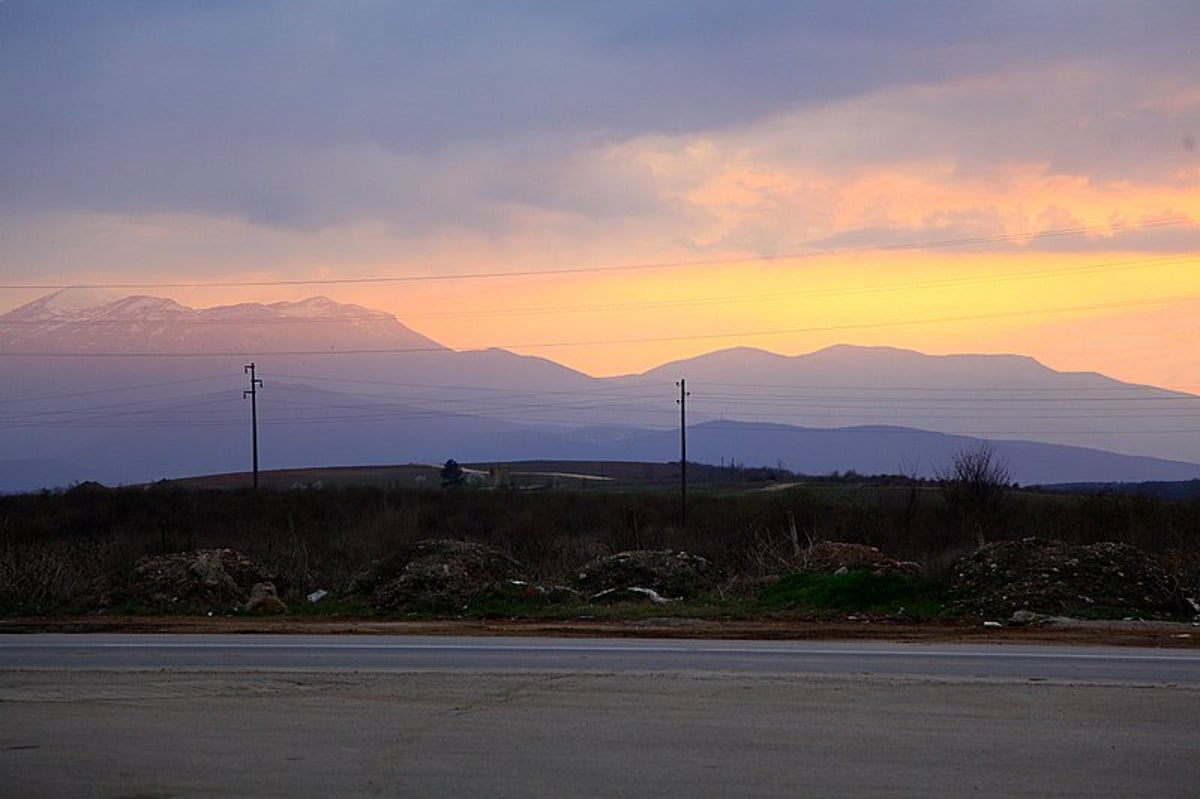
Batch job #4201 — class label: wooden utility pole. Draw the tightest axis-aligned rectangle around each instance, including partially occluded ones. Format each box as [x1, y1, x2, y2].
[677, 378, 689, 527]
[243, 362, 262, 488]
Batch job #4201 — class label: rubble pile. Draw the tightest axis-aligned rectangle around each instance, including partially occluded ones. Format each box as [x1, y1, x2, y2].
[950, 537, 1184, 618]
[1157, 549, 1200, 602]
[244, 581, 288, 614]
[127, 548, 269, 612]
[348, 539, 527, 611]
[574, 550, 718, 601]
[795, 542, 921, 576]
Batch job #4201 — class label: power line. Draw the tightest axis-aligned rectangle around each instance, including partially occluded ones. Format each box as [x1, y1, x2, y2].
[0, 315, 403, 327]
[4, 253, 1194, 325]
[12, 413, 1195, 437]
[0, 395, 233, 423]
[398, 254, 1200, 319]
[3, 373, 1196, 419]
[254, 368, 1200, 397]
[3, 375, 1195, 438]
[1, 218, 1193, 291]
[0, 373, 232, 405]
[266, 371, 666, 396]
[4, 291, 1196, 358]
[5, 386, 1194, 431]
[690, 422, 1200, 437]
[695, 393, 1196, 405]
[8, 405, 1193, 430]
[696, 380, 1189, 393]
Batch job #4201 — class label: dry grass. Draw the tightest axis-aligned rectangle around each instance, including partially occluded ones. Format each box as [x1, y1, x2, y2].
[1, 478, 1197, 613]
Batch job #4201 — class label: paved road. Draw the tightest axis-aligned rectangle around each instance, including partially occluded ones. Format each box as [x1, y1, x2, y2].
[3, 633, 1200, 683]
[3, 636, 1199, 797]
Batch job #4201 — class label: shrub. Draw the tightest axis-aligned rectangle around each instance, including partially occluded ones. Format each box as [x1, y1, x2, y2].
[757, 569, 945, 617]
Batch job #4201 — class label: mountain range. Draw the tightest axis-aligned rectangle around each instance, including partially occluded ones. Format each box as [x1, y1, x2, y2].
[2, 289, 1199, 492]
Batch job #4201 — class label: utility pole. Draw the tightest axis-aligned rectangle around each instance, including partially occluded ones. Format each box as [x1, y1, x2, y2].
[677, 378, 689, 527]
[243, 362, 262, 488]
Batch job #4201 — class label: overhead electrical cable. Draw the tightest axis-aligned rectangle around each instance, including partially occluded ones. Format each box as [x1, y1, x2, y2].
[1, 218, 1193, 291]
[0, 373, 233, 406]
[3, 292, 1196, 358]
[3, 253, 1195, 326]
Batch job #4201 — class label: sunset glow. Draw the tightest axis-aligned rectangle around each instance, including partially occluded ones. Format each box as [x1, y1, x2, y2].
[1, 2, 1197, 389]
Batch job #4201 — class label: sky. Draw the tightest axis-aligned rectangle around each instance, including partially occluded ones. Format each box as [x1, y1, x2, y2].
[1, 1, 1198, 388]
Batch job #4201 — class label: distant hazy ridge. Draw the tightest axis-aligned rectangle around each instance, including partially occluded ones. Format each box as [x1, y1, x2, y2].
[2, 291, 1198, 490]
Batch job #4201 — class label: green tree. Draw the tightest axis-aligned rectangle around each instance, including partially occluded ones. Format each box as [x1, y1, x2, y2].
[440, 459, 465, 488]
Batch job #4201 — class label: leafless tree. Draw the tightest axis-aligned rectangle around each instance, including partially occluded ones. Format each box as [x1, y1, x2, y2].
[938, 443, 1012, 546]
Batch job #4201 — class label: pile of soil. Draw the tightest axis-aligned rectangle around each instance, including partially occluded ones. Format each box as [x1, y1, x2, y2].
[574, 550, 718, 600]
[795, 542, 920, 576]
[125, 548, 269, 612]
[347, 539, 527, 611]
[950, 537, 1185, 619]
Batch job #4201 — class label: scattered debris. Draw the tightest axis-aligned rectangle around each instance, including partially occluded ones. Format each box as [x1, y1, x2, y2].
[574, 550, 718, 599]
[794, 541, 921, 576]
[345, 539, 527, 611]
[628, 587, 673, 604]
[306, 589, 329, 604]
[501, 579, 578, 602]
[1009, 610, 1073, 626]
[951, 537, 1184, 619]
[125, 548, 268, 612]
[590, 586, 674, 605]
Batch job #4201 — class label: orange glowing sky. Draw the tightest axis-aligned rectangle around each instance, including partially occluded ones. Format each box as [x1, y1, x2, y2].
[1, 4, 1198, 390]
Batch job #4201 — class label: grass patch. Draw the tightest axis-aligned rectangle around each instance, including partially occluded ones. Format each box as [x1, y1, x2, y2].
[757, 570, 946, 617]
[273, 598, 372, 618]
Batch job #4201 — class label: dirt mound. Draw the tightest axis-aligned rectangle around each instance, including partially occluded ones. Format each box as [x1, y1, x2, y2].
[574, 550, 718, 600]
[795, 542, 920, 576]
[348, 539, 527, 611]
[126, 548, 268, 612]
[950, 537, 1184, 619]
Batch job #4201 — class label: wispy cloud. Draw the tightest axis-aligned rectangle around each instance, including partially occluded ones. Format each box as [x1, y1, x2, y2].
[3, 2, 1196, 235]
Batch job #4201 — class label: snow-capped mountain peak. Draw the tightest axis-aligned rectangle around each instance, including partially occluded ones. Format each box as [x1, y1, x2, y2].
[94, 295, 192, 319]
[267, 296, 386, 319]
[0, 292, 446, 353]
[5, 287, 125, 320]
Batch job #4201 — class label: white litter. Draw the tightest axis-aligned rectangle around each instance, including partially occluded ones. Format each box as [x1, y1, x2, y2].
[628, 587, 673, 605]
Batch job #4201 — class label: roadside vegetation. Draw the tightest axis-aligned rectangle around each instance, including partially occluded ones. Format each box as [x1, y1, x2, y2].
[1, 454, 1198, 622]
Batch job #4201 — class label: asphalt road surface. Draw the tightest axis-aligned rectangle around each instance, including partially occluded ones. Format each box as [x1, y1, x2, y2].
[4, 633, 1200, 682]
[3, 635, 1199, 797]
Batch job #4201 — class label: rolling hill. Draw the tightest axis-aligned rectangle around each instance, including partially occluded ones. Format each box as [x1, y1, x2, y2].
[2, 290, 1198, 491]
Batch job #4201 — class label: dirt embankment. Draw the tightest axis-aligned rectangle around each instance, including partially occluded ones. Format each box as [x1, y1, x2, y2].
[3, 614, 1198, 649]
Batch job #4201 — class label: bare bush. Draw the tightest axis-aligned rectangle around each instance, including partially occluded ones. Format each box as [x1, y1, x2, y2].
[938, 443, 1012, 546]
[0, 538, 113, 612]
